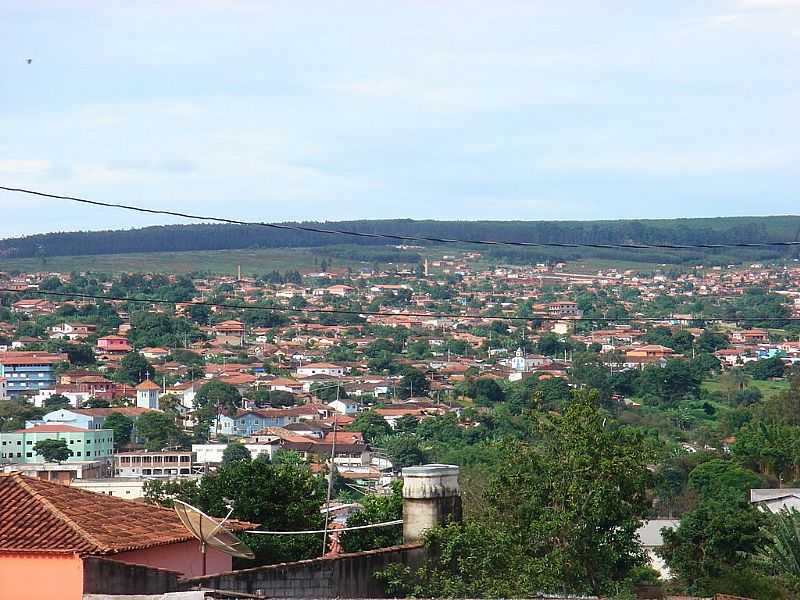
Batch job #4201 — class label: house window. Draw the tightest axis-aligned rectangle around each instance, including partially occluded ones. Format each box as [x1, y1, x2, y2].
[26, 452, 32, 458]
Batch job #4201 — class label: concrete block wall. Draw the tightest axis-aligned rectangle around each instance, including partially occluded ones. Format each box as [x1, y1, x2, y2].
[82, 557, 180, 596]
[179, 544, 424, 598]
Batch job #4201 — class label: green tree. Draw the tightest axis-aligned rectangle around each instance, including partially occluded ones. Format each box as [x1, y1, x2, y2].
[104, 412, 134, 449]
[222, 441, 252, 464]
[53, 342, 96, 366]
[732, 420, 800, 480]
[349, 410, 392, 444]
[341, 480, 403, 552]
[696, 330, 729, 353]
[115, 352, 155, 384]
[569, 352, 612, 402]
[136, 411, 185, 451]
[380, 434, 424, 469]
[43, 394, 71, 410]
[745, 355, 786, 380]
[385, 392, 653, 597]
[659, 491, 768, 595]
[194, 380, 242, 419]
[398, 367, 429, 399]
[464, 378, 505, 406]
[393, 414, 419, 435]
[83, 397, 111, 408]
[756, 507, 800, 583]
[147, 459, 326, 564]
[34, 438, 73, 463]
[0, 401, 45, 432]
[687, 459, 761, 499]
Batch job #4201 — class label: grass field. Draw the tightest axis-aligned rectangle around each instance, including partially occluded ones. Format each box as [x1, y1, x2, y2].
[702, 378, 789, 400]
[0, 248, 372, 275]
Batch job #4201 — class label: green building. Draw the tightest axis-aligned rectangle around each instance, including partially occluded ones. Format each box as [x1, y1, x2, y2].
[0, 424, 114, 464]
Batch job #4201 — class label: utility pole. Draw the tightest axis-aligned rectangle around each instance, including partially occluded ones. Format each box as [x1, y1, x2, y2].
[322, 386, 339, 556]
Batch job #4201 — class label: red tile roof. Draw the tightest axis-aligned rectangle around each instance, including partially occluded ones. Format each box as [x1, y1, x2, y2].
[136, 379, 161, 391]
[15, 424, 89, 433]
[0, 473, 254, 555]
[72, 407, 155, 418]
[0, 352, 67, 366]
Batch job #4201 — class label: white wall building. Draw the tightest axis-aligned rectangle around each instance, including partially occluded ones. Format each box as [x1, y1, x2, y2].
[636, 519, 679, 580]
[296, 362, 345, 377]
[328, 398, 360, 416]
[71, 478, 148, 499]
[136, 379, 161, 409]
[510, 348, 552, 372]
[751, 488, 800, 513]
[192, 443, 276, 464]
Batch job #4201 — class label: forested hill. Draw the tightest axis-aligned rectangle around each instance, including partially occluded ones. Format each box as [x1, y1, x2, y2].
[2, 216, 800, 261]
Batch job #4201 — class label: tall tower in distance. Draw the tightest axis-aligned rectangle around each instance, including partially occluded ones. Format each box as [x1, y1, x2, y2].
[424, 258, 429, 277]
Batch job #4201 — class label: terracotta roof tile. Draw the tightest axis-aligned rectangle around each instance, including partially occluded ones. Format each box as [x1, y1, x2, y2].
[0, 473, 254, 555]
[15, 424, 89, 433]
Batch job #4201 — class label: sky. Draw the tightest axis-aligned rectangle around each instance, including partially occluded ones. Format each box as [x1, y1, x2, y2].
[1, 0, 799, 239]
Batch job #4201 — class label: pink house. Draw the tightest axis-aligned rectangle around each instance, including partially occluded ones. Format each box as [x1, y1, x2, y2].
[96, 335, 133, 354]
[0, 473, 256, 598]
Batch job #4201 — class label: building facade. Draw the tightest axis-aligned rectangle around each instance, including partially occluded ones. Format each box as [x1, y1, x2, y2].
[0, 425, 113, 464]
[0, 352, 65, 398]
[114, 450, 194, 477]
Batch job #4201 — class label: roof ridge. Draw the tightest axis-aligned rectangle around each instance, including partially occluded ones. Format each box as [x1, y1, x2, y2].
[12, 474, 111, 554]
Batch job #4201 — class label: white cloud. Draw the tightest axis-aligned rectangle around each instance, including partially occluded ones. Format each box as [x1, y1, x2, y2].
[738, 0, 800, 8]
[0, 159, 50, 176]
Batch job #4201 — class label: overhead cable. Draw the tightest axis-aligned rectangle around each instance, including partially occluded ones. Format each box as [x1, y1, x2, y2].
[0, 288, 797, 322]
[245, 519, 403, 535]
[2, 185, 800, 251]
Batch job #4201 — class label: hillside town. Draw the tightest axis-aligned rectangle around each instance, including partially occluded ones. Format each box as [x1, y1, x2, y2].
[3, 251, 800, 598]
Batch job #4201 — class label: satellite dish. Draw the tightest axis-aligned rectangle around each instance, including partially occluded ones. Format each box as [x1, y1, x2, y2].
[173, 499, 255, 574]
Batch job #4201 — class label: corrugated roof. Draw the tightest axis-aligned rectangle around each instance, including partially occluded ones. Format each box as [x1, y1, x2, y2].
[0, 473, 254, 555]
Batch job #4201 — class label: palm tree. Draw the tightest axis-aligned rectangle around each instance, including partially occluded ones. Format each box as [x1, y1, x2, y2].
[756, 507, 800, 578]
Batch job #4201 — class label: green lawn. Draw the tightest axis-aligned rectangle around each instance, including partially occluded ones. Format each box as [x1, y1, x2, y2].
[702, 378, 789, 400]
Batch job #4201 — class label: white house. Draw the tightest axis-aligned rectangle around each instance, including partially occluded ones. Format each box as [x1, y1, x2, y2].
[295, 362, 346, 378]
[71, 478, 148, 499]
[750, 488, 800, 513]
[510, 349, 552, 372]
[636, 519, 679, 579]
[32, 388, 87, 408]
[192, 442, 276, 464]
[327, 398, 360, 416]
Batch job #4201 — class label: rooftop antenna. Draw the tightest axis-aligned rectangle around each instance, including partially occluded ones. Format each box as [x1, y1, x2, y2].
[173, 499, 254, 576]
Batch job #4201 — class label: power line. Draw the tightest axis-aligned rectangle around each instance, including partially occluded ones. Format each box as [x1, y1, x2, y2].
[3, 184, 800, 252]
[245, 519, 403, 536]
[0, 287, 797, 322]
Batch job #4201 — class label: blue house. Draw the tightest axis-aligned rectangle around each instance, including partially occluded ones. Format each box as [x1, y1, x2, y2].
[0, 352, 65, 398]
[212, 409, 302, 438]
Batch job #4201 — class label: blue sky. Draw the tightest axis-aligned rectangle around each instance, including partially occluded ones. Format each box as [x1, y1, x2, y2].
[1, 1, 799, 238]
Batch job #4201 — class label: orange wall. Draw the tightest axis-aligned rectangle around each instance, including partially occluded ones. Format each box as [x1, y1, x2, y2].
[0, 551, 83, 600]
[114, 539, 232, 578]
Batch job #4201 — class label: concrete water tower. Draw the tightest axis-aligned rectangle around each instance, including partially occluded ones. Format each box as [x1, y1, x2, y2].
[402, 464, 462, 544]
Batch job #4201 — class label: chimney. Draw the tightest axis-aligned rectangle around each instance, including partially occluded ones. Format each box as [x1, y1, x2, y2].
[402, 464, 461, 544]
